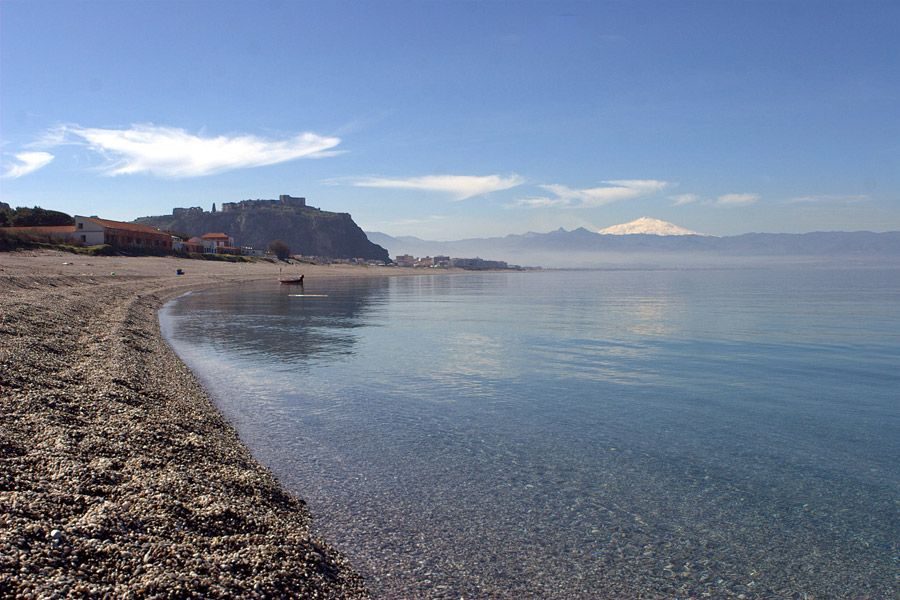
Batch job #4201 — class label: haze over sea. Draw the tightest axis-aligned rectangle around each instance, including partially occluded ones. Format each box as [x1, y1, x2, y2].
[161, 266, 899, 598]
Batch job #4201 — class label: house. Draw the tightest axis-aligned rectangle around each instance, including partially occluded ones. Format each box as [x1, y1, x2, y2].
[173, 236, 202, 253]
[176, 237, 204, 253]
[394, 254, 416, 267]
[73, 216, 172, 251]
[199, 232, 240, 254]
[450, 257, 508, 270]
[2, 217, 171, 252]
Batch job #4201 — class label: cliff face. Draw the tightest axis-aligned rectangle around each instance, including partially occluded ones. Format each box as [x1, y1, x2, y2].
[136, 206, 389, 261]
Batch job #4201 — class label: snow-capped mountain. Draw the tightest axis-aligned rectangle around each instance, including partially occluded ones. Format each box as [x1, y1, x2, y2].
[598, 217, 704, 236]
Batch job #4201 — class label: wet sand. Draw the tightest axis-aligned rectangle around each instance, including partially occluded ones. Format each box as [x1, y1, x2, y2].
[0, 250, 408, 597]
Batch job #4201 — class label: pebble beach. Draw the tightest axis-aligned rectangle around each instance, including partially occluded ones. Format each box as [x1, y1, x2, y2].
[0, 251, 401, 598]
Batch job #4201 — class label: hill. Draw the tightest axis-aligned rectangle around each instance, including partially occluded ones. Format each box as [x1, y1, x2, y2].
[137, 200, 388, 261]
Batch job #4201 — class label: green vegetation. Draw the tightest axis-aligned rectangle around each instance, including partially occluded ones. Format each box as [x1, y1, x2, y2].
[0, 205, 74, 227]
[267, 240, 291, 260]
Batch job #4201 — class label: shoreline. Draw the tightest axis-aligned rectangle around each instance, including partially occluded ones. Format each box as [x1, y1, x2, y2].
[0, 250, 413, 597]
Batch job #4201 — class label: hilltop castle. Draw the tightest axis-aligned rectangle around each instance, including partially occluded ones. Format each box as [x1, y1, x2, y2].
[172, 194, 308, 216]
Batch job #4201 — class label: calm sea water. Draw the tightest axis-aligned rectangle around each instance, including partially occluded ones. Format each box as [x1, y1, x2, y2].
[161, 267, 899, 598]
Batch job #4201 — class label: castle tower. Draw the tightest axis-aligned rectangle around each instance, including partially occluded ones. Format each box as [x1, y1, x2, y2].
[279, 194, 306, 208]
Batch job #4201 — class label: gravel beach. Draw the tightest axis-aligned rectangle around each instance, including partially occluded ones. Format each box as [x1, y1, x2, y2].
[0, 250, 397, 598]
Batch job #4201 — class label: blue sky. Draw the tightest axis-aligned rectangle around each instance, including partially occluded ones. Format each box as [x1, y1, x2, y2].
[1, 0, 898, 239]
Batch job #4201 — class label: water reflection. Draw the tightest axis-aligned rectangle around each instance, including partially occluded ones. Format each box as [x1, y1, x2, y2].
[161, 268, 900, 599]
[163, 277, 389, 367]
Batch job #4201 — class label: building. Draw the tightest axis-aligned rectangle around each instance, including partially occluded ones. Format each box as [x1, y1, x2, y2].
[2, 217, 172, 252]
[174, 237, 204, 253]
[220, 194, 307, 212]
[279, 194, 306, 207]
[450, 257, 508, 270]
[199, 232, 237, 254]
[394, 254, 416, 267]
[172, 206, 204, 216]
[72, 217, 172, 251]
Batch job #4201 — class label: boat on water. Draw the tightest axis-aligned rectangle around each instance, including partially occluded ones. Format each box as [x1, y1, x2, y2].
[279, 277, 304, 285]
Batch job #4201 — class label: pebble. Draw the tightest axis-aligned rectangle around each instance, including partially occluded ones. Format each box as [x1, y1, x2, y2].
[0, 263, 368, 598]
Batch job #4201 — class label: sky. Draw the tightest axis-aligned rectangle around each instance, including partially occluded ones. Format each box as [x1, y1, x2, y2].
[1, 0, 898, 240]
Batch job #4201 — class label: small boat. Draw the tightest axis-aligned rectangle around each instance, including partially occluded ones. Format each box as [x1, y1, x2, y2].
[279, 277, 304, 285]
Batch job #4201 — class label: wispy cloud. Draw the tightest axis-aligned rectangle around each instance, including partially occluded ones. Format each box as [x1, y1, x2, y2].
[352, 174, 524, 200]
[34, 123, 340, 178]
[717, 193, 759, 206]
[526, 179, 670, 208]
[2, 151, 54, 178]
[506, 196, 570, 208]
[670, 193, 699, 206]
[787, 194, 868, 204]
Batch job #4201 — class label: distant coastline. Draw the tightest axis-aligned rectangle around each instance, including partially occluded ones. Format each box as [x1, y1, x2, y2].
[368, 228, 900, 269]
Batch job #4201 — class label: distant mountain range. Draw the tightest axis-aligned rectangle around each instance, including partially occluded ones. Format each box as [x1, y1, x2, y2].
[367, 218, 900, 268]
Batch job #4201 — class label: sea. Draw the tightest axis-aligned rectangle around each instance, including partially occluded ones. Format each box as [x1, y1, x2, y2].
[160, 266, 899, 598]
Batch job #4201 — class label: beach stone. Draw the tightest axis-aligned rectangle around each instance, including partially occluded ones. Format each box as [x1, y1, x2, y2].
[0, 251, 370, 598]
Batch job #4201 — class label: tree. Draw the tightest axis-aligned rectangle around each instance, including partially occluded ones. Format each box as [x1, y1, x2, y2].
[268, 239, 291, 260]
[10, 206, 74, 227]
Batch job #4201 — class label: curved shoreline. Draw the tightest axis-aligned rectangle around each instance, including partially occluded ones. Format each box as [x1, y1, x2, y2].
[0, 252, 394, 597]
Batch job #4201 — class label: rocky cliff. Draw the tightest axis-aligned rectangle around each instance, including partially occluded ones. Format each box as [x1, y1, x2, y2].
[136, 205, 389, 261]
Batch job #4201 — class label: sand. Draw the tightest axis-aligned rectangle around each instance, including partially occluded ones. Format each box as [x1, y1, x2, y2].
[0, 250, 410, 598]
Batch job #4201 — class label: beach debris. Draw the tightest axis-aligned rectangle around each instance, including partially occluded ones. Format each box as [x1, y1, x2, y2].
[49, 529, 63, 546]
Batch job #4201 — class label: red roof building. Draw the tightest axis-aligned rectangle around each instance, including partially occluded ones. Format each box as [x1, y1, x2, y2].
[199, 232, 235, 253]
[74, 216, 172, 251]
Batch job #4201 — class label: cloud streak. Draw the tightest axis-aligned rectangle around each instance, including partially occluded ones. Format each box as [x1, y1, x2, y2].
[3, 151, 54, 178]
[670, 193, 699, 206]
[507, 196, 570, 208]
[38, 124, 340, 178]
[521, 179, 670, 208]
[352, 174, 523, 200]
[717, 193, 759, 206]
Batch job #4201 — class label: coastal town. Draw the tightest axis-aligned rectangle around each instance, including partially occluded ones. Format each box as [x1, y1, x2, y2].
[0, 197, 522, 270]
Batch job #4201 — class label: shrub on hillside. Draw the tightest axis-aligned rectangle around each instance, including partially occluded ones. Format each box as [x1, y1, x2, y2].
[268, 240, 291, 260]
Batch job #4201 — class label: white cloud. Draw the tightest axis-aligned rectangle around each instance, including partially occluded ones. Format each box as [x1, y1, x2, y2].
[2, 151, 54, 178]
[506, 196, 570, 208]
[670, 193, 700, 206]
[534, 179, 670, 208]
[37, 124, 340, 178]
[717, 193, 759, 206]
[352, 174, 524, 200]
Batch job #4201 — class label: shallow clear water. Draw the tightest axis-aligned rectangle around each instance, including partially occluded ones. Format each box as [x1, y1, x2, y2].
[161, 267, 899, 598]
